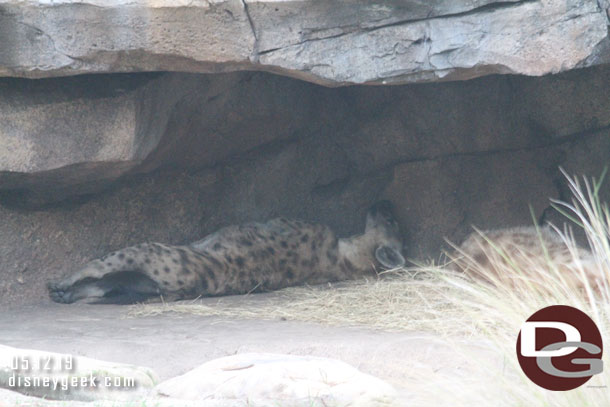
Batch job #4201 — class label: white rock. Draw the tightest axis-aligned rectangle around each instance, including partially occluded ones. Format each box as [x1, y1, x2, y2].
[154, 353, 398, 406]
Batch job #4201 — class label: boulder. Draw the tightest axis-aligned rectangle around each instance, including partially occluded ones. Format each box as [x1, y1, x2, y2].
[153, 353, 398, 406]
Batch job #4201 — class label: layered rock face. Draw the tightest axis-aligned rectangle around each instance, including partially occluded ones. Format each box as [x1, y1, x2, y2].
[0, 0, 608, 84]
[0, 0, 609, 305]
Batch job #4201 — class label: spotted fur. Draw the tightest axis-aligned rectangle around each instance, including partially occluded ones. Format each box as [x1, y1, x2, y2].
[449, 226, 600, 291]
[48, 201, 405, 304]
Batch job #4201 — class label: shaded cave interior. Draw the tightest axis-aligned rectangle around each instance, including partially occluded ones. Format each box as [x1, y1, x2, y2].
[1, 66, 610, 306]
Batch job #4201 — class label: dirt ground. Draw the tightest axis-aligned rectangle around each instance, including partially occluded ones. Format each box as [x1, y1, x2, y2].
[0, 292, 500, 405]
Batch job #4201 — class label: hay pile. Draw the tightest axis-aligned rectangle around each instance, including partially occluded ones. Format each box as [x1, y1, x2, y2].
[128, 269, 478, 336]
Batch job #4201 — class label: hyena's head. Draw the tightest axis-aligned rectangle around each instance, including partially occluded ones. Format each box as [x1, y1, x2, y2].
[365, 200, 406, 269]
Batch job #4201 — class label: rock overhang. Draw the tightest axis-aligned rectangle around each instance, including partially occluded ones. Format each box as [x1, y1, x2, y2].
[0, 0, 607, 85]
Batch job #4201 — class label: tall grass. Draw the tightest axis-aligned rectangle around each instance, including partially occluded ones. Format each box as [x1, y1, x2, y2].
[412, 169, 610, 406]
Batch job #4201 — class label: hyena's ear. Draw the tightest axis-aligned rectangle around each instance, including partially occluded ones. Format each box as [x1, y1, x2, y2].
[375, 246, 406, 269]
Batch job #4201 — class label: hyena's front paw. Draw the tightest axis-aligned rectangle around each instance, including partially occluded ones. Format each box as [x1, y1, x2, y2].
[47, 281, 75, 304]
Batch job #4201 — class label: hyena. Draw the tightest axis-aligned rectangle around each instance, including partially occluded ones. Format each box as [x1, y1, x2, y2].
[48, 201, 405, 304]
[449, 226, 600, 292]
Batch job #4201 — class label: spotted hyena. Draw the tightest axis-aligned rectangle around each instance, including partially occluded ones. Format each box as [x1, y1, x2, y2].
[48, 201, 405, 304]
[449, 226, 599, 291]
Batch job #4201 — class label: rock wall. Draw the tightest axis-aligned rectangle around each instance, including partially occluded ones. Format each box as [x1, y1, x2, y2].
[1, 66, 609, 306]
[0, 0, 608, 85]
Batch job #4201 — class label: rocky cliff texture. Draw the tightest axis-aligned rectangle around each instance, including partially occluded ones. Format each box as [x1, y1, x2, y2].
[0, 0, 608, 84]
[0, 1, 609, 305]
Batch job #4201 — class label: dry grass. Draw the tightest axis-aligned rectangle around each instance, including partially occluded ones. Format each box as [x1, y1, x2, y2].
[406, 169, 610, 406]
[128, 270, 479, 336]
[128, 169, 610, 406]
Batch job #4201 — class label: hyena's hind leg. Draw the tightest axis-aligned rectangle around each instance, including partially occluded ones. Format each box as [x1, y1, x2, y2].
[48, 271, 162, 304]
[48, 258, 118, 304]
[48, 277, 106, 304]
[48, 243, 174, 304]
[87, 271, 163, 304]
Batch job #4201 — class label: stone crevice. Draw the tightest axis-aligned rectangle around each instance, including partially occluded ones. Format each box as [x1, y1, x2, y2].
[352, 0, 537, 35]
[255, 0, 536, 56]
[241, 0, 258, 59]
[359, 123, 610, 179]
